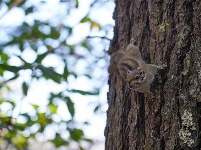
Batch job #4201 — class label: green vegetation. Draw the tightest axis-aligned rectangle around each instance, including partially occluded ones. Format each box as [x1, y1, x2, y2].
[0, 0, 113, 149]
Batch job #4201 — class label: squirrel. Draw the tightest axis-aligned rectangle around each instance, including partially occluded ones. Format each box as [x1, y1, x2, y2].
[126, 64, 166, 94]
[117, 39, 145, 80]
[109, 38, 166, 94]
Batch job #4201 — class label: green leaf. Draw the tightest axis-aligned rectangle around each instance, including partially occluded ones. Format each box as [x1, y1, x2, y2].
[49, 133, 69, 148]
[94, 105, 100, 113]
[0, 52, 9, 63]
[0, 68, 4, 76]
[65, 97, 75, 117]
[5, 0, 15, 7]
[12, 134, 28, 149]
[84, 138, 93, 143]
[79, 146, 84, 150]
[49, 92, 62, 103]
[50, 27, 60, 39]
[38, 65, 62, 83]
[20, 113, 31, 121]
[6, 100, 15, 107]
[83, 121, 90, 125]
[34, 51, 49, 63]
[90, 21, 101, 31]
[48, 104, 58, 114]
[0, 64, 20, 73]
[25, 6, 34, 15]
[70, 129, 84, 141]
[75, 0, 79, 8]
[80, 17, 91, 23]
[63, 65, 69, 79]
[32, 104, 39, 109]
[81, 41, 92, 51]
[22, 82, 28, 96]
[3, 37, 19, 46]
[0, 99, 4, 104]
[19, 40, 24, 51]
[69, 89, 99, 95]
[16, 123, 26, 131]
[0, 64, 31, 73]
[84, 74, 92, 79]
[65, 26, 72, 34]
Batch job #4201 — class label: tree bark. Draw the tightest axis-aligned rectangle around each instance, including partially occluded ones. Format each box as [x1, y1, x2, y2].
[105, 0, 201, 149]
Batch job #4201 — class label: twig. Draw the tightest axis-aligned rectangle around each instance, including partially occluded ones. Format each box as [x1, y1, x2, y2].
[87, 36, 111, 41]
[0, 0, 24, 20]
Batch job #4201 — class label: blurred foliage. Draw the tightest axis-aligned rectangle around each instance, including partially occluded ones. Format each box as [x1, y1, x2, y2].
[0, 0, 112, 149]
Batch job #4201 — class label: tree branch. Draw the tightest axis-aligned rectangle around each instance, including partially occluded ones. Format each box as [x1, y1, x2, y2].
[87, 36, 111, 41]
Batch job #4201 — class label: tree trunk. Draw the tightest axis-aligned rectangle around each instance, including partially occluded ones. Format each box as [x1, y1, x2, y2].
[105, 0, 201, 149]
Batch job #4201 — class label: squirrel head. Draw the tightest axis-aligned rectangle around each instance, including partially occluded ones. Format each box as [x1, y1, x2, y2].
[126, 68, 145, 89]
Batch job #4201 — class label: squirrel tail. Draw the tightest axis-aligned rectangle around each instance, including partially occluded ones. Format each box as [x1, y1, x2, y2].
[108, 51, 124, 75]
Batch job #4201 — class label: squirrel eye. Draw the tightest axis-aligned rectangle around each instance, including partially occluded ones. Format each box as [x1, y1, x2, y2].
[140, 71, 144, 76]
[135, 75, 140, 79]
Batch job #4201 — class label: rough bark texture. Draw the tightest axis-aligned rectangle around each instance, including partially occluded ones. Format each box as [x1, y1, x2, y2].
[105, 0, 201, 149]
